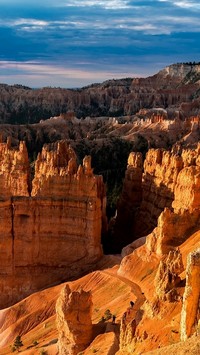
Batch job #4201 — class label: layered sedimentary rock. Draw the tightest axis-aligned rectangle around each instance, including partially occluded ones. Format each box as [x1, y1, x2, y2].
[56, 285, 93, 355]
[0, 140, 105, 308]
[136, 149, 183, 235]
[154, 249, 184, 301]
[1, 63, 200, 124]
[146, 145, 200, 256]
[0, 137, 30, 197]
[180, 249, 200, 341]
[116, 144, 200, 251]
[117, 145, 200, 353]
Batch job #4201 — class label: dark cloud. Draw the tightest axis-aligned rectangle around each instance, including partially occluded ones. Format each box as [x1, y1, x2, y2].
[0, 0, 199, 87]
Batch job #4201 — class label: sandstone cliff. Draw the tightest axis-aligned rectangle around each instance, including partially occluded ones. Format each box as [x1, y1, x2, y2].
[114, 144, 200, 251]
[146, 144, 200, 256]
[0, 140, 105, 309]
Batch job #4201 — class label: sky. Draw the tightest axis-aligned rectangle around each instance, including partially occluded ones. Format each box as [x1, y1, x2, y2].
[0, 0, 200, 88]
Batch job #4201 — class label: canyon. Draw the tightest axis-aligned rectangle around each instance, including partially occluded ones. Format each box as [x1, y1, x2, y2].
[0, 141, 199, 354]
[0, 63, 200, 125]
[0, 62, 199, 354]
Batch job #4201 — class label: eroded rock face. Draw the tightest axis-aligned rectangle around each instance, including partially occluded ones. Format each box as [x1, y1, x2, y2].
[0, 140, 105, 308]
[135, 149, 183, 237]
[0, 139, 30, 198]
[116, 144, 200, 252]
[116, 144, 200, 354]
[146, 207, 199, 256]
[180, 249, 200, 341]
[120, 308, 138, 350]
[119, 301, 146, 353]
[146, 146, 200, 256]
[1, 63, 200, 125]
[154, 249, 184, 301]
[56, 285, 93, 355]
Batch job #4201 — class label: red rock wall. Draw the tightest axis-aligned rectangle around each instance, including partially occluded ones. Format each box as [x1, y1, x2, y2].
[0, 141, 105, 308]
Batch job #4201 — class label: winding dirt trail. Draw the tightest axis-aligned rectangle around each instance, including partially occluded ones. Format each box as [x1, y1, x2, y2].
[102, 268, 146, 312]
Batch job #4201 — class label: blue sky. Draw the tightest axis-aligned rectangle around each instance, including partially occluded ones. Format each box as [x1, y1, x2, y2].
[0, 0, 200, 87]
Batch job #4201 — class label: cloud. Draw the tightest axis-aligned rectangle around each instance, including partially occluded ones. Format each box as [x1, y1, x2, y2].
[158, 0, 200, 10]
[0, 0, 200, 36]
[3, 14, 200, 36]
[0, 0, 200, 88]
[0, 60, 138, 87]
[13, 18, 49, 26]
[174, 1, 200, 9]
[62, 0, 132, 9]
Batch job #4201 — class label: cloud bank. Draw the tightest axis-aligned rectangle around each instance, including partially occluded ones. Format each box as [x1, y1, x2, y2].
[0, 0, 199, 87]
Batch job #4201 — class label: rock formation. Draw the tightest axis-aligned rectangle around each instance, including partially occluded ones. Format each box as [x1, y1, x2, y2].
[180, 249, 200, 341]
[0, 140, 105, 308]
[120, 307, 138, 351]
[117, 144, 200, 353]
[0, 138, 30, 198]
[0, 63, 200, 124]
[56, 285, 93, 355]
[116, 144, 200, 251]
[146, 145, 200, 256]
[0, 144, 199, 354]
[136, 149, 183, 235]
[154, 249, 184, 301]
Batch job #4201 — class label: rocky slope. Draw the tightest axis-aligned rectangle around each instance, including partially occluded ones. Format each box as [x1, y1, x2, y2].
[0, 140, 106, 309]
[0, 63, 200, 124]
